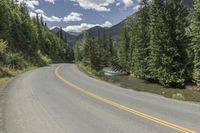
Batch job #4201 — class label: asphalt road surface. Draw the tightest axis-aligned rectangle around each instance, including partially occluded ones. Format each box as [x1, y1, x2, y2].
[3, 64, 200, 133]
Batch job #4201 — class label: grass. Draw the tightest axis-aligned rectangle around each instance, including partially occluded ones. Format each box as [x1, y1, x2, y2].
[0, 66, 36, 87]
[78, 63, 200, 102]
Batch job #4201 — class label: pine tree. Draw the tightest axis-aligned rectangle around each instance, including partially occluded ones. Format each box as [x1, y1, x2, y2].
[82, 32, 93, 65]
[148, 0, 189, 86]
[132, 0, 150, 79]
[0, 0, 11, 40]
[10, 6, 24, 51]
[97, 29, 101, 46]
[82, 31, 105, 70]
[190, 0, 200, 85]
[161, 0, 189, 86]
[148, 0, 167, 83]
[102, 29, 107, 50]
[36, 13, 40, 25]
[19, 2, 29, 18]
[59, 27, 63, 40]
[124, 15, 140, 74]
[118, 23, 130, 71]
[90, 42, 106, 71]
[73, 42, 84, 62]
[40, 15, 44, 26]
[108, 33, 113, 57]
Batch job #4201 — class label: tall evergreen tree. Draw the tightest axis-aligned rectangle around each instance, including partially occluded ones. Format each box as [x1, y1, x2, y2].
[59, 27, 63, 40]
[82, 32, 105, 70]
[190, 0, 200, 85]
[102, 29, 107, 50]
[82, 32, 93, 65]
[148, 0, 189, 86]
[108, 33, 114, 57]
[118, 23, 130, 71]
[97, 29, 101, 46]
[132, 0, 150, 79]
[40, 15, 44, 26]
[148, 0, 167, 83]
[0, 0, 11, 40]
[36, 13, 40, 25]
[162, 0, 189, 86]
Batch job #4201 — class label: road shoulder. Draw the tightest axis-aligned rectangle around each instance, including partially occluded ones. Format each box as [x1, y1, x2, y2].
[0, 78, 15, 133]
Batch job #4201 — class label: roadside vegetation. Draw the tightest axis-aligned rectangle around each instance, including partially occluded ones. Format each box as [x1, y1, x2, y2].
[78, 63, 200, 102]
[74, 0, 200, 101]
[0, 0, 74, 86]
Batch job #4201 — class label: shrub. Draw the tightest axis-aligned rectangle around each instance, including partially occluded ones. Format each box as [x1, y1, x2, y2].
[37, 50, 52, 66]
[5, 52, 28, 70]
[0, 39, 28, 70]
[172, 93, 185, 100]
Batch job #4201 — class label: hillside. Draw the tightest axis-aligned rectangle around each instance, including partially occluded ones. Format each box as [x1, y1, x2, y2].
[51, 27, 79, 45]
[0, 0, 73, 77]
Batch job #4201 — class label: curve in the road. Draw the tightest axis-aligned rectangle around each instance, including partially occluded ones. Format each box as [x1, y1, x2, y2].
[55, 65, 197, 133]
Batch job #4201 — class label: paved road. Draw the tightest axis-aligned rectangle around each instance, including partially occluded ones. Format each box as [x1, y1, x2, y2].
[4, 64, 200, 133]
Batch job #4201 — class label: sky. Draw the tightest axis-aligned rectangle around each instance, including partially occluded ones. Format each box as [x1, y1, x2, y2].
[18, 0, 141, 33]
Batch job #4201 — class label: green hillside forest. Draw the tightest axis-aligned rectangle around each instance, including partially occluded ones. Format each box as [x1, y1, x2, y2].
[0, 0, 73, 79]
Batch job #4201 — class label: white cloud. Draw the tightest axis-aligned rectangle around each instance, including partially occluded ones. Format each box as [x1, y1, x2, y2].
[70, 0, 115, 12]
[63, 12, 83, 22]
[29, 11, 37, 18]
[63, 21, 113, 33]
[29, 11, 62, 22]
[121, 0, 133, 7]
[133, 4, 140, 12]
[27, 0, 39, 9]
[102, 21, 113, 27]
[73, 3, 79, 6]
[15, 0, 39, 9]
[43, 15, 62, 22]
[69, 0, 135, 11]
[44, 0, 56, 4]
[34, 9, 44, 14]
[116, 2, 120, 6]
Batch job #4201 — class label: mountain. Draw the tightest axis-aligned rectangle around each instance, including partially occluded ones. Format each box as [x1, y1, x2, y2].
[106, 21, 123, 41]
[82, 21, 123, 42]
[87, 26, 106, 37]
[51, 27, 79, 45]
[76, 26, 105, 40]
[51, 0, 194, 45]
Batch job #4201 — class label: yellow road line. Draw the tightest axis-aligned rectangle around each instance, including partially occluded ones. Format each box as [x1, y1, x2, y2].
[55, 65, 197, 133]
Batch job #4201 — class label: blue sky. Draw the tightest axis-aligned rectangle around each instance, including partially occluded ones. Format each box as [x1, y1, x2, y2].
[19, 0, 141, 33]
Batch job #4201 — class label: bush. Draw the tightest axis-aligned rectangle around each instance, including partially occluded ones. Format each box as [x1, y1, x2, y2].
[172, 93, 185, 100]
[37, 50, 52, 66]
[0, 39, 29, 70]
[5, 52, 28, 70]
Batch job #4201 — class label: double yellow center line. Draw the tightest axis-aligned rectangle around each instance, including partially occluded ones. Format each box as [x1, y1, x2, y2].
[55, 65, 197, 133]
